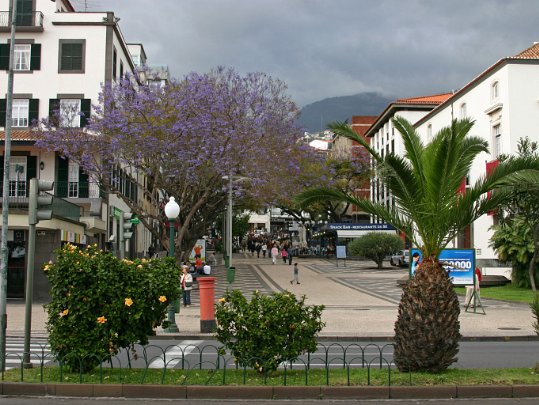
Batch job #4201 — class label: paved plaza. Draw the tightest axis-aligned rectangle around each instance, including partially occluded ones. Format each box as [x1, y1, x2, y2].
[5, 252, 536, 339]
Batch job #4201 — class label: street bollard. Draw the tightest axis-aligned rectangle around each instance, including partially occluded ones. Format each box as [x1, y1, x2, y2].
[198, 277, 216, 333]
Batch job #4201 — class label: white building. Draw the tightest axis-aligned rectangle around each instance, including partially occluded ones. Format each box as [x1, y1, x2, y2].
[364, 93, 452, 243]
[413, 42, 539, 266]
[0, 0, 162, 298]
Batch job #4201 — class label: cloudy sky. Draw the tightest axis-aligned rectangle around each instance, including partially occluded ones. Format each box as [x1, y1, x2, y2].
[72, 0, 539, 107]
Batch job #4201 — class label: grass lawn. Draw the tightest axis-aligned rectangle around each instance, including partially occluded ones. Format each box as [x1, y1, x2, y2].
[455, 284, 536, 304]
[3, 366, 539, 386]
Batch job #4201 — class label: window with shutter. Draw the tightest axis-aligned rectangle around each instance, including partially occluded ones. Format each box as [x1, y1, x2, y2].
[0, 99, 6, 127]
[14, 45, 31, 70]
[0, 44, 10, 70]
[58, 40, 85, 73]
[16, 0, 34, 26]
[12, 99, 29, 127]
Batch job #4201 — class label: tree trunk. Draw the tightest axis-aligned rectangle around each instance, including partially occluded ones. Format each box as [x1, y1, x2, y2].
[529, 223, 539, 293]
[394, 259, 461, 372]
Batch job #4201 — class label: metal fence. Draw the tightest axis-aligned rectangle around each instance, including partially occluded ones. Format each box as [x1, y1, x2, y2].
[2, 342, 402, 386]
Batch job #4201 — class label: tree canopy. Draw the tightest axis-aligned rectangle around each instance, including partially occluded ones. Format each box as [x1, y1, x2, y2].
[37, 67, 318, 258]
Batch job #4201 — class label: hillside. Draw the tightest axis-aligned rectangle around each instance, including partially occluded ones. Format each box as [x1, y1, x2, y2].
[297, 92, 392, 133]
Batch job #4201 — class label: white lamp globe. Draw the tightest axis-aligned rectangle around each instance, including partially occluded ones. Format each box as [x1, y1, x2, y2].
[164, 197, 180, 219]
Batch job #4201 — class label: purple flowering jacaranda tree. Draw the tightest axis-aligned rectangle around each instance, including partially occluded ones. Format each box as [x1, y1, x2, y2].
[37, 67, 319, 259]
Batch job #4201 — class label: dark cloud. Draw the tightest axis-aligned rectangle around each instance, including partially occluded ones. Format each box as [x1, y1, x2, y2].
[74, 0, 539, 106]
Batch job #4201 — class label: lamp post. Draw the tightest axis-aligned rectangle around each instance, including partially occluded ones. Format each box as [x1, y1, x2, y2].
[227, 174, 233, 269]
[164, 196, 180, 333]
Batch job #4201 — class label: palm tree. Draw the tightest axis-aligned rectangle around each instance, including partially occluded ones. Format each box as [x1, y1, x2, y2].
[297, 116, 539, 372]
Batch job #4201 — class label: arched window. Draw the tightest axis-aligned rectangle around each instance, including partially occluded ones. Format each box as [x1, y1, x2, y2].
[491, 81, 499, 101]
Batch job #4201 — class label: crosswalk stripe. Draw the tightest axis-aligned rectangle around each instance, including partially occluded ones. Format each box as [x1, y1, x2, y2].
[148, 340, 199, 369]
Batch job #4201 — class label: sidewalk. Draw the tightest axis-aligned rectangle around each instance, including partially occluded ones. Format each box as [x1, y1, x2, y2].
[6, 252, 537, 340]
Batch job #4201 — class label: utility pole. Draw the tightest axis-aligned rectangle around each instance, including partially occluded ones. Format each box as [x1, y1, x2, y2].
[0, 0, 18, 372]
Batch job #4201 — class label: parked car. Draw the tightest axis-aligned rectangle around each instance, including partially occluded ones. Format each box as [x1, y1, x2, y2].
[390, 250, 410, 267]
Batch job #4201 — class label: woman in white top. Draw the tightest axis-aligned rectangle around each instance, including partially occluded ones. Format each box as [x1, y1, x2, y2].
[180, 266, 193, 306]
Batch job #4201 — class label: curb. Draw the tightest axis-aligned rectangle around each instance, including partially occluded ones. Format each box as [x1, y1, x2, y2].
[2, 383, 539, 400]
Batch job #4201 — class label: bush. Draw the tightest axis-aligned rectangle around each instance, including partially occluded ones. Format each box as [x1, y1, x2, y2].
[348, 232, 403, 269]
[44, 243, 181, 372]
[490, 219, 539, 288]
[214, 290, 325, 372]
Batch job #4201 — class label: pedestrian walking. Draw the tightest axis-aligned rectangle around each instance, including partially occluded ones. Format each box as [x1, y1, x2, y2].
[288, 247, 293, 265]
[290, 262, 300, 284]
[262, 243, 267, 258]
[271, 244, 279, 264]
[180, 266, 193, 306]
[281, 247, 288, 264]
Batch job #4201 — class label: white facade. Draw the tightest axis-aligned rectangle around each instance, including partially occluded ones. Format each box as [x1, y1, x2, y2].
[365, 95, 452, 211]
[0, 0, 159, 297]
[414, 45, 539, 264]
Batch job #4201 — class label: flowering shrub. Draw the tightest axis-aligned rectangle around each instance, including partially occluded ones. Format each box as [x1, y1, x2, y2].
[44, 243, 180, 372]
[215, 290, 325, 372]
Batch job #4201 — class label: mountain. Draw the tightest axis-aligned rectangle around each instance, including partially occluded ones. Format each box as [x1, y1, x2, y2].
[297, 92, 393, 133]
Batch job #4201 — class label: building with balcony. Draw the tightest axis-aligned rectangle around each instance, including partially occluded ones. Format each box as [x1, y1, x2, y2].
[0, 0, 165, 299]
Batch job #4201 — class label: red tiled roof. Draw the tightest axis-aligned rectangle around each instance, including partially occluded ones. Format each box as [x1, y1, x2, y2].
[352, 116, 378, 125]
[513, 42, 539, 59]
[396, 92, 453, 105]
[0, 130, 40, 142]
[351, 116, 377, 138]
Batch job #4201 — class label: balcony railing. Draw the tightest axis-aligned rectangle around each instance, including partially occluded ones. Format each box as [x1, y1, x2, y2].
[0, 11, 44, 30]
[0, 181, 103, 200]
[0, 189, 80, 222]
[55, 181, 104, 199]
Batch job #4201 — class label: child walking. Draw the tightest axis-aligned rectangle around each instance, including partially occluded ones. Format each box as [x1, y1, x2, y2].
[290, 262, 300, 285]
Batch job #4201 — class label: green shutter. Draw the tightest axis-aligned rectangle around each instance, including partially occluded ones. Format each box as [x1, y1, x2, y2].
[30, 44, 41, 70]
[16, 0, 34, 26]
[29, 99, 39, 125]
[26, 156, 37, 183]
[0, 44, 9, 70]
[79, 167, 89, 198]
[49, 99, 59, 125]
[80, 99, 91, 127]
[56, 154, 68, 197]
[0, 99, 6, 127]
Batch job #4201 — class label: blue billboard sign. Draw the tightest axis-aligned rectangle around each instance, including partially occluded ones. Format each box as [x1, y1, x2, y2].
[410, 248, 475, 286]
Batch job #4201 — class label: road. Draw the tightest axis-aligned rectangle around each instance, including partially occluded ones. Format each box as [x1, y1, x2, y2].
[105, 338, 539, 370]
[7, 337, 539, 370]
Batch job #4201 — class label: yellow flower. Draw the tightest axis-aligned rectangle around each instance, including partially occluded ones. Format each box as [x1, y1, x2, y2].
[158, 295, 167, 303]
[124, 298, 133, 307]
[97, 316, 107, 324]
[218, 298, 226, 303]
[137, 264, 143, 269]
[43, 264, 50, 272]
[59, 309, 69, 317]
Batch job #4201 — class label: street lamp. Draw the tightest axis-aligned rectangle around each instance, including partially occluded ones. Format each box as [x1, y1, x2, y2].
[222, 175, 248, 270]
[164, 196, 180, 333]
